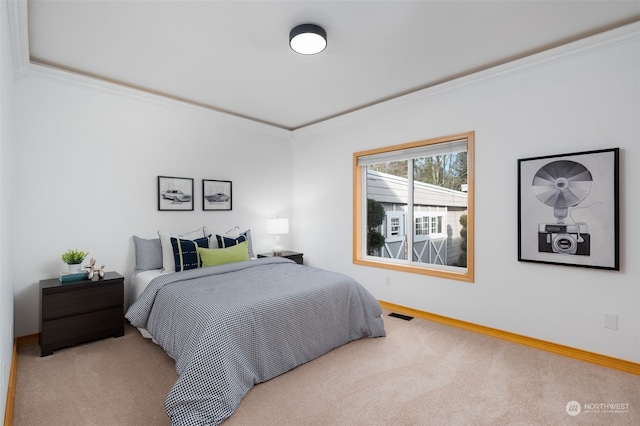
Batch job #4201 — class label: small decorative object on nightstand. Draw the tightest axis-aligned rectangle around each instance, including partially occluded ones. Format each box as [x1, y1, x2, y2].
[84, 257, 105, 279]
[60, 248, 89, 274]
[39, 271, 124, 356]
[257, 251, 303, 265]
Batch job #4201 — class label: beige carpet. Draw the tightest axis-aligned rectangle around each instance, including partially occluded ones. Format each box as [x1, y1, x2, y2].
[13, 311, 640, 425]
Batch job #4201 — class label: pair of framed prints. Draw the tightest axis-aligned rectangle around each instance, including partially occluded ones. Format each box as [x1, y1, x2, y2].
[157, 176, 231, 212]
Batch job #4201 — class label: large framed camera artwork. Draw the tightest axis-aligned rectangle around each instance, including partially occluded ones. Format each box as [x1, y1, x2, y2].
[517, 148, 619, 270]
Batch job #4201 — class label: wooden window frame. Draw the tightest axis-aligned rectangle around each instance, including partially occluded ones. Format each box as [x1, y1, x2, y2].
[353, 131, 475, 282]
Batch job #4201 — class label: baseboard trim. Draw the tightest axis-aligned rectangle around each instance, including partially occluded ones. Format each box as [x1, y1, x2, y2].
[5, 334, 39, 426]
[379, 301, 640, 376]
[4, 339, 18, 426]
[16, 334, 38, 347]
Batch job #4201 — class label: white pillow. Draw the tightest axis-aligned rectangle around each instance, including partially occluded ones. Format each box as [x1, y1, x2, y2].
[158, 227, 205, 272]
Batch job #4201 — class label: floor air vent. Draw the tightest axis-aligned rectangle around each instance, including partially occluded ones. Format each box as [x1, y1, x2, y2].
[388, 312, 414, 321]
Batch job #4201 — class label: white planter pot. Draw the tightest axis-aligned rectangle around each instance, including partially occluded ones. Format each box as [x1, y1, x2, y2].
[67, 263, 82, 273]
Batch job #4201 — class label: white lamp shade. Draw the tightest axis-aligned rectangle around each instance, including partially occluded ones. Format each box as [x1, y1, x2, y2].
[267, 218, 289, 235]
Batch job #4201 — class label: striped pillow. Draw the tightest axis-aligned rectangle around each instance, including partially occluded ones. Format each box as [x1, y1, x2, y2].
[215, 229, 254, 258]
[171, 236, 210, 272]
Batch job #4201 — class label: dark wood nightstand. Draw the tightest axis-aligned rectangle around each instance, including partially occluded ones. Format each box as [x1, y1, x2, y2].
[39, 271, 124, 356]
[257, 251, 304, 265]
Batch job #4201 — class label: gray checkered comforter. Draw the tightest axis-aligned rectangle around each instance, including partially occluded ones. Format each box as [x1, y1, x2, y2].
[125, 257, 386, 425]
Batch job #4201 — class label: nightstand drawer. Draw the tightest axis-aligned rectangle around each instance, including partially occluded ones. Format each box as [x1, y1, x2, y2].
[42, 282, 123, 320]
[287, 254, 303, 264]
[41, 306, 124, 346]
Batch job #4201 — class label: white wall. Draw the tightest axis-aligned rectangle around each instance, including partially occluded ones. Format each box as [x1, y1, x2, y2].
[11, 69, 294, 337]
[0, 0, 15, 419]
[291, 25, 640, 363]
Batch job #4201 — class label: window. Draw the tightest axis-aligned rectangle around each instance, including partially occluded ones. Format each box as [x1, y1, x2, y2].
[390, 216, 401, 236]
[415, 216, 428, 236]
[353, 132, 474, 282]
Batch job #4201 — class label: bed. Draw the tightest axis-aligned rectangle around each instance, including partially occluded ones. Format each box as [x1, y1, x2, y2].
[126, 231, 386, 425]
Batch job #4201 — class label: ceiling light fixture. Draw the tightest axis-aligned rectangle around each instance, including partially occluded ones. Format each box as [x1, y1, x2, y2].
[289, 24, 327, 55]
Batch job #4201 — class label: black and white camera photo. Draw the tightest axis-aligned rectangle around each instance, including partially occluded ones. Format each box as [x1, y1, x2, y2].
[533, 160, 592, 257]
[518, 148, 619, 270]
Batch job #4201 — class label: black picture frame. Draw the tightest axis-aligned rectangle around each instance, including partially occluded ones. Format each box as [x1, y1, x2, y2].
[517, 148, 619, 270]
[157, 176, 194, 211]
[202, 180, 232, 211]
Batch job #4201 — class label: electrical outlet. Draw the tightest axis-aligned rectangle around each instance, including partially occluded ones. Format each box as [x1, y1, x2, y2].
[604, 313, 618, 330]
[385, 276, 391, 285]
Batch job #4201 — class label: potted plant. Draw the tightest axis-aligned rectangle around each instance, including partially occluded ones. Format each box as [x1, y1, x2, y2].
[61, 249, 89, 273]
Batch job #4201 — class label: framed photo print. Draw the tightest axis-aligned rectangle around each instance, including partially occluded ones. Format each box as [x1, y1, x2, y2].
[157, 176, 194, 211]
[518, 148, 619, 270]
[203, 179, 232, 211]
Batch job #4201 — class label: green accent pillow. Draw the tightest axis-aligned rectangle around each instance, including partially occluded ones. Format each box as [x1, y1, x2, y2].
[197, 241, 250, 267]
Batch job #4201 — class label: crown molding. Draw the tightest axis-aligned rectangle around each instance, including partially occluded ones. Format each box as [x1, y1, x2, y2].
[294, 20, 640, 137]
[6, 0, 29, 79]
[25, 62, 292, 138]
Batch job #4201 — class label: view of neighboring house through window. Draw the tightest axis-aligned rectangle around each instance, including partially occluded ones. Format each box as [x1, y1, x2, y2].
[353, 132, 474, 282]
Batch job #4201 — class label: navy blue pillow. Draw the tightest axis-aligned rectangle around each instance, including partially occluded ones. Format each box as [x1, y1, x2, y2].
[216, 234, 248, 250]
[208, 228, 254, 258]
[171, 236, 210, 272]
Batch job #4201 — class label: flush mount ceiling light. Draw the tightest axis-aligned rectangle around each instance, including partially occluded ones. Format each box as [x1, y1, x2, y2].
[289, 24, 327, 55]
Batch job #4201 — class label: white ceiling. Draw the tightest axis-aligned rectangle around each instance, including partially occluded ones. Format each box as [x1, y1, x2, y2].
[26, 1, 640, 130]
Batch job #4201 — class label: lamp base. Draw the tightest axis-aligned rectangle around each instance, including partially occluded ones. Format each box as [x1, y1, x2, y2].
[271, 232, 284, 256]
[271, 244, 283, 256]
